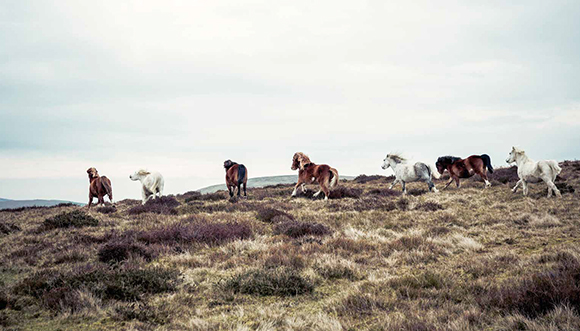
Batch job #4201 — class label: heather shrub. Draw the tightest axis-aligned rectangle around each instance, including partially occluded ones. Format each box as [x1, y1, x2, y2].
[15, 265, 180, 306]
[263, 249, 307, 269]
[128, 196, 180, 215]
[184, 191, 226, 202]
[353, 174, 391, 184]
[96, 205, 116, 214]
[336, 292, 391, 316]
[489, 166, 519, 184]
[555, 182, 575, 194]
[0, 222, 20, 235]
[353, 197, 397, 212]
[479, 256, 580, 318]
[0, 203, 76, 213]
[415, 201, 444, 211]
[42, 210, 98, 230]
[98, 239, 156, 264]
[137, 220, 252, 246]
[396, 197, 410, 211]
[328, 186, 362, 199]
[274, 220, 332, 238]
[406, 188, 426, 196]
[256, 207, 294, 223]
[218, 267, 315, 296]
[366, 188, 401, 197]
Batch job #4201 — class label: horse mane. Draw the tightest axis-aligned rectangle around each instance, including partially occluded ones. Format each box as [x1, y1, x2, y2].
[512, 147, 525, 154]
[137, 169, 150, 176]
[387, 153, 406, 163]
[293, 152, 313, 170]
[437, 156, 461, 164]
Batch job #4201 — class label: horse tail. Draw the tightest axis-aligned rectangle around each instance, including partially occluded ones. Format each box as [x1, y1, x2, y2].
[480, 154, 494, 174]
[427, 164, 441, 179]
[237, 165, 247, 186]
[549, 161, 562, 176]
[329, 167, 339, 188]
[101, 176, 113, 202]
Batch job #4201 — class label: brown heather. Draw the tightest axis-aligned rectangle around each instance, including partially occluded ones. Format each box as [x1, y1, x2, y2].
[0, 161, 579, 330]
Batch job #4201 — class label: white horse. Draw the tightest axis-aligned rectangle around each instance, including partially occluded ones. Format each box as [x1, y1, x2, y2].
[129, 169, 165, 204]
[505, 147, 562, 198]
[382, 153, 440, 194]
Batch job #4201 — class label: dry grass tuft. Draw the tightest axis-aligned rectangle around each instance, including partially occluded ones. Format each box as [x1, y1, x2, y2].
[274, 220, 332, 238]
[217, 267, 315, 296]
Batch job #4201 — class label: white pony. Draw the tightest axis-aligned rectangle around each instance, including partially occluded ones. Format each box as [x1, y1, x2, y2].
[505, 147, 562, 198]
[382, 153, 440, 194]
[129, 169, 165, 204]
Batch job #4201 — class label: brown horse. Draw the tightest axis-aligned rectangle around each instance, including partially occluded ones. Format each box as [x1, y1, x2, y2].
[291, 152, 339, 200]
[224, 160, 248, 198]
[435, 154, 494, 189]
[86, 167, 113, 208]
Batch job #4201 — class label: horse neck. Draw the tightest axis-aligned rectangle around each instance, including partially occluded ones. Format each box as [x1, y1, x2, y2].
[89, 176, 99, 183]
[516, 153, 531, 166]
[389, 160, 400, 170]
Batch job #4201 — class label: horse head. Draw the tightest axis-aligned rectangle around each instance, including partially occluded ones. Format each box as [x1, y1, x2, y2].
[87, 167, 99, 180]
[292, 152, 311, 171]
[223, 160, 236, 170]
[130, 169, 150, 181]
[506, 147, 524, 164]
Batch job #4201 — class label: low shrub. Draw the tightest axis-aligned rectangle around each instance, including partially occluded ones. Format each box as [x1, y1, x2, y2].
[98, 239, 156, 264]
[114, 302, 170, 325]
[406, 188, 426, 196]
[353, 175, 391, 184]
[96, 205, 116, 214]
[15, 265, 181, 306]
[0, 222, 20, 235]
[336, 292, 390, 316]
[396, 197, 410, 211]
[353, 197, 397, 212]
[274, 220, 332, 238]
[366, 188, 401, 197]
[137, 220, 252, 246]
[0, 203, 76, 213]
[42, 210, 98, 230]
[555, 182, 575, 194]
[315, 259, 362, 280]
[263, 249, 307, 270]
[128, 196, 180, 215]
[489, 166, 519, 184]
[479, 255, 580, 318]
[218, 267, 315, 296]
[256, 206, 294, 223]
[184, 191, 226, 202]
[388, 271, 447, 299]
[328, 187, 362, 199]
[415, 201, 444, 211]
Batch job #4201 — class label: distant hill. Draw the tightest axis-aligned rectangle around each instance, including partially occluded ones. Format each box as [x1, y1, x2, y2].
[0, 198, 83, 210]
[198, 175, 355, 194]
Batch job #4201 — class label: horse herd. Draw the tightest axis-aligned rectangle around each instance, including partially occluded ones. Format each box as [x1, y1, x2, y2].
[86, 146, 564, 208]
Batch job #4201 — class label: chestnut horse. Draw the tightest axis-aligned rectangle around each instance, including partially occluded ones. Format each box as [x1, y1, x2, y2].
[86, 167, 113, 208]
[435, 154, 494, 189]
[224, 160, 248, 198]
[291, 152, 339, 200]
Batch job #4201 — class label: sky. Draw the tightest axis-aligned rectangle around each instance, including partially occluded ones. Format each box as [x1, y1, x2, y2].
[1, 0, 579, 202]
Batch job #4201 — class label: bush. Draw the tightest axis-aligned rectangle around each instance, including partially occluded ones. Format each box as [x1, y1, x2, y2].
[128, 196, 180, 215]
[96, 205, 116, 214]
[479, 256, 580, 318]
[218, 267, 315, 296]
[328, 187, 362, 199]
[366, 188, 401, 197]
[98, 239, 155, 264]
[555, 182, 575, 194]
[184, 191, 226, 203]
[15, 265, 181, 306]
[0, 222, 20, 235]
[353, 175, 391, 184]
[42, 210, 98, 230]
[489, 166, 519, 184]
[137, 220, 253, 246]
[274, 220, 332, 238]
[256, 207, 294, 223]
[415, 201, 444, 211]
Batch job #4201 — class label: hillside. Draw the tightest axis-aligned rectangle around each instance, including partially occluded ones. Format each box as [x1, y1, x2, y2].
[0, 162, 579, 330]
[198, 175, 355, 194]
[0, 199, 83, 210]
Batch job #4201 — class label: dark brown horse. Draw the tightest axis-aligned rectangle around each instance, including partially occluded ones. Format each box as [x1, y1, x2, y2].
[436, 154, 494, 189]
[224, 160, 248, 198]
[291, 152, 339, 200]
[86, 167, 113, 208]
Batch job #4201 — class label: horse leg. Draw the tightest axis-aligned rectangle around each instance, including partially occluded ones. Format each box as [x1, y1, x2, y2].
[237, 183, 241, 197]
[87, 194, 93, 209]
[243, 182, 247, 197]
[402, 181, 407, 194]
[456, 178, 461, 188]
[228, 185, 234, 198]
[428, 179, 438, 193]
[543, 178, 561, 198]
[321, 182, 330, 201]
[481, 172, 491, 188]
[389, 179, 399, 190]
[292, 180, 303, 197]
[522, 181, 529, 196]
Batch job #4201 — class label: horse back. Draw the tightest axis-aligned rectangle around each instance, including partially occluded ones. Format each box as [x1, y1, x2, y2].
[226, 164, 239, 185]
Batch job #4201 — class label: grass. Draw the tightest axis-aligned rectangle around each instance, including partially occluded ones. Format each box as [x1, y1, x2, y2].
[0, 161, 579, 330]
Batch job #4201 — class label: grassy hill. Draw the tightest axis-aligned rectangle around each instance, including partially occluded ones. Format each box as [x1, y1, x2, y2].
[0, 162, 579, 330]
[0, 199, 82, 210]
[198, 174, 355, 194]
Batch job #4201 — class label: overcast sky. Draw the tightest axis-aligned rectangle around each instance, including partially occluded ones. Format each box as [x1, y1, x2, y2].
[1, 0, 579, 202]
